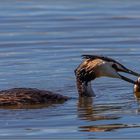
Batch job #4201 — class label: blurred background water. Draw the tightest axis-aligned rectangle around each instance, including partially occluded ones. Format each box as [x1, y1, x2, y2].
[0, 0, 140, 139]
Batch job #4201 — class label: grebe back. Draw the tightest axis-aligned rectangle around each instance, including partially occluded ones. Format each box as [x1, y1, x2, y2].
[0, 88, 69, 107]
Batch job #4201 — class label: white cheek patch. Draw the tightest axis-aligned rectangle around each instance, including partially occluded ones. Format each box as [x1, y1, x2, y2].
[98, 63, 120, 78]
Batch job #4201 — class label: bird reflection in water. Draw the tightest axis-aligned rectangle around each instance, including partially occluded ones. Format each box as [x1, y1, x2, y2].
[80, 123, 140, 132]
[78, 97, 140, 132]
[77, 97, 120, 121]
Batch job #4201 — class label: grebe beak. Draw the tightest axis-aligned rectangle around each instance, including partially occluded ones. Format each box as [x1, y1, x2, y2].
[117, 68, 140, 84]
[118, 74, 136, 84]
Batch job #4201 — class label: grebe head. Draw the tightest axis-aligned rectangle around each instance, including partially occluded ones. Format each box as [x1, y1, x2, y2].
[75, 55, 140, 97]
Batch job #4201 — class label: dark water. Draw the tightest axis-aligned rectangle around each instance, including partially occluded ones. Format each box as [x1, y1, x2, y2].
[1, 0, 140, 139]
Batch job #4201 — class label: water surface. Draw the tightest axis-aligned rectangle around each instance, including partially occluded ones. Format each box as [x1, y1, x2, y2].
[0, 0, 140, 139]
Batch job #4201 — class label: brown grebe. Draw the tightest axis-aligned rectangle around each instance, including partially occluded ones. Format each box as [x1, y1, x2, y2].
[0, 88, 69, 107]
[75, 55, 140, 97]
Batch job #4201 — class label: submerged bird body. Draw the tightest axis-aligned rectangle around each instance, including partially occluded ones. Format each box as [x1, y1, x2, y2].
[0, 88, 69, 106]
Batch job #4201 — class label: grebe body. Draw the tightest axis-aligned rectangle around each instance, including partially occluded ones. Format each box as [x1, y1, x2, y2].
[0, 88, 69, 106]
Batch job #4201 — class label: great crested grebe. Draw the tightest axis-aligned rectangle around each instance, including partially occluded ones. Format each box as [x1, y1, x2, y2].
[0, 88, 69, 107]
[75, 54, 140, 97]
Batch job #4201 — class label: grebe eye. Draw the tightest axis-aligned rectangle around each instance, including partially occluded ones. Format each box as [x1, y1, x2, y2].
[112, 64, 117, 69]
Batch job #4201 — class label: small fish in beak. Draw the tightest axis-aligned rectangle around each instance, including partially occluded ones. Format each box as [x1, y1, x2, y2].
[134, 77, 140, 99]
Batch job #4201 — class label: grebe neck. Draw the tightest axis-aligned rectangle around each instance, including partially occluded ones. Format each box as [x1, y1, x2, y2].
[76, 78, 95, 97]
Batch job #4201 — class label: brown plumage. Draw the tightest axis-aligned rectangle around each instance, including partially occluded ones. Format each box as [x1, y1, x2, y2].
[75, 59, 103, 96]
[75, 57, 103, 97]
[0, 88, 69, 107]
[75, 58, 104, 82]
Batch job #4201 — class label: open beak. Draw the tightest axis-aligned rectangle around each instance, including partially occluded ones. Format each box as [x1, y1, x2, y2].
[117, 67, 140, 84]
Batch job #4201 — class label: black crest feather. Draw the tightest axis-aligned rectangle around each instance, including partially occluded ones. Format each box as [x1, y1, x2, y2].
[82, 54, 116, 62]
[82, 54, 127, 69]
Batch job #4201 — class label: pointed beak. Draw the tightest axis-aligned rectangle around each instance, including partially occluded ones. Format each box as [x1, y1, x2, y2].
[118, 74, 136, 84]
[121, 68, 140, 76]
[117, 67, 140, 84]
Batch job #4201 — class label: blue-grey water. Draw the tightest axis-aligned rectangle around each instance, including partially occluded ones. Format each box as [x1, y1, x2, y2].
[0, 0, 140, 139]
